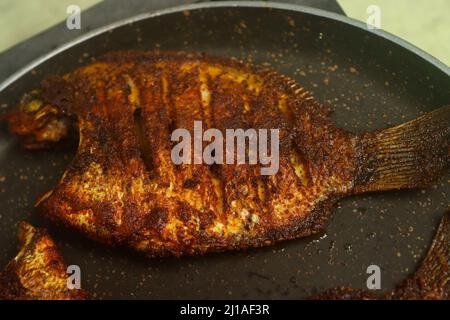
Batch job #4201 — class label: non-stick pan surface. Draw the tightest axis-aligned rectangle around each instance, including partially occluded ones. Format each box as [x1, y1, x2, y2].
[0, 2, 449, 299]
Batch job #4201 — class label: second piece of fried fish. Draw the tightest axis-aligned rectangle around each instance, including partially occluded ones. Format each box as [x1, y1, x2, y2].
[0, 222, 86, 300]
[3, 51, 450, 256]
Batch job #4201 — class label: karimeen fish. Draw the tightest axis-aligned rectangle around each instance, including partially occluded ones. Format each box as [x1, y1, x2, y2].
[0, 222, 86, 300]
[3, 51, 450, 257]
[309, 212, 450, 300]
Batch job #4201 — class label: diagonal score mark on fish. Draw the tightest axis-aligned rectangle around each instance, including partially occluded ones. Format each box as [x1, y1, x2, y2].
[2, 51, 450, 257]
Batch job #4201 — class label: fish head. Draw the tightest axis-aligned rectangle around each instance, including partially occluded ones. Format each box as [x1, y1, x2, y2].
[2, 88, 71, 149]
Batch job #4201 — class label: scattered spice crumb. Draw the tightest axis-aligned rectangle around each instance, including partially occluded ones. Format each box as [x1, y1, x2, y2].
[328, 64, 338, 72]
[287, 16, 295, 27]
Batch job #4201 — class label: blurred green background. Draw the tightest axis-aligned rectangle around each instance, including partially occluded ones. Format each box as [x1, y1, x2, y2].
[0, 0, 449, 65]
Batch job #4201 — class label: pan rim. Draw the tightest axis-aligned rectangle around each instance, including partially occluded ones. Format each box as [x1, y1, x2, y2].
[0, 0, 449, 93]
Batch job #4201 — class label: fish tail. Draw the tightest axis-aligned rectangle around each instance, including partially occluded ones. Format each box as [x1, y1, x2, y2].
[392, 212, 450, 299]
[353, 105, 450, 193]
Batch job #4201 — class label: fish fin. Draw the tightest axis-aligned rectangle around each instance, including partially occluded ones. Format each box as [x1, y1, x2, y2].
[392, 213, 450, 299]
[353, 105, 450, 193]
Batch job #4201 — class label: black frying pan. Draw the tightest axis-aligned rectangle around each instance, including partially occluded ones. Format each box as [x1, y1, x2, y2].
[0, 2, 449, 299]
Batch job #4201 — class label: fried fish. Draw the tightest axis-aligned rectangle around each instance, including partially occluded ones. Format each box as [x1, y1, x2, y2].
[309, 212, 450, 300]
[0, 222, 86, 300]
[3, 51, 450, 257]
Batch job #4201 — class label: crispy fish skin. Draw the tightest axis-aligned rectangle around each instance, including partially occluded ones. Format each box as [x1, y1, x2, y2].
[310, 213, 450, 300]
[4, 51, 450, 257]
[0, 222, 86, 300]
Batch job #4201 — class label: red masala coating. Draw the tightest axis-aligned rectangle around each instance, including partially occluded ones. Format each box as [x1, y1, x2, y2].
[4, 51, 449, 257]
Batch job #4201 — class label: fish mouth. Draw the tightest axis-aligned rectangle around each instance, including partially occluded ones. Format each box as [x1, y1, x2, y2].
[2, 90, 71, 149]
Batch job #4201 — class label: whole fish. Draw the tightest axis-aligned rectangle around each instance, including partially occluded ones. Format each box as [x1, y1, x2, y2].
[3, 51, 450, 257]
[309, 212, 450, 300]
[0, 222, 86, 300]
